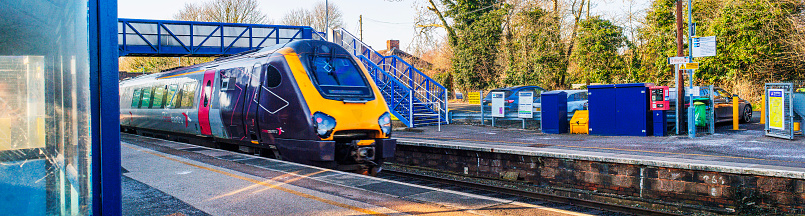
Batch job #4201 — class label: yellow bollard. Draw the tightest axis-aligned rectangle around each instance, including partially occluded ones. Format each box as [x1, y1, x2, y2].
[733, 96, 740, 130]
[759, 96, 765, 124]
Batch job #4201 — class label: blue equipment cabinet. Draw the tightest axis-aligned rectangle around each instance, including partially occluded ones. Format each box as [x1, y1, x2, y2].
[653, 110, 667, 136]
[587, 85, 616, 135]
[588, 83, 653, 136]
[541, 91, 568, 134]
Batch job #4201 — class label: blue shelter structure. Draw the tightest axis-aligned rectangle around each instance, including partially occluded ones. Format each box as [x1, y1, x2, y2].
[0, 0, 120, 215]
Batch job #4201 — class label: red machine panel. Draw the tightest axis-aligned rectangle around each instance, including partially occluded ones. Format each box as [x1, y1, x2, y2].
[650, 86, 670, 111]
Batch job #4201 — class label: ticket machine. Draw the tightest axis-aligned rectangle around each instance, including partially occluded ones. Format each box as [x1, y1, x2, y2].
[650, 86, 670, 111]
[649, 86, 669, 136]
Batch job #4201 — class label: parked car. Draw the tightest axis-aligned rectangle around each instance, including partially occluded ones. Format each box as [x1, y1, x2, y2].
[533, 90, 588, 119]
[713, 87, 753, 123]
[669, 87, 752, 123]
[482, 86, 546, 115]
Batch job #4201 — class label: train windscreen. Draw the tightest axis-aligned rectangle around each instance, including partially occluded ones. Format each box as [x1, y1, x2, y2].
[308, 55, 373, 99]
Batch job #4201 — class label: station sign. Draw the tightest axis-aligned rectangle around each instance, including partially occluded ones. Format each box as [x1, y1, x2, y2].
[680, 62, 699, 70]
[668, 56, 690, 65]
[467, 92, 481, 105]
[692, 36, 717, 57]
[491, 92, 505, 117]
[518, 91, 533, 118]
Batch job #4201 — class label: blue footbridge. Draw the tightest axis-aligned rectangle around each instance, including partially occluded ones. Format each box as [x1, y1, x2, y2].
[118, 18, 447, 127]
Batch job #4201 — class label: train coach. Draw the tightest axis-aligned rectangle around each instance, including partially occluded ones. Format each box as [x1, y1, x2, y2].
[120, 40, 396, 174]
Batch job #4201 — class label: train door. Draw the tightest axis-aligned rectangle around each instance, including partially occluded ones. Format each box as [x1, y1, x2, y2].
[243, 63, 263, 142]
[198, 70, 216, 136]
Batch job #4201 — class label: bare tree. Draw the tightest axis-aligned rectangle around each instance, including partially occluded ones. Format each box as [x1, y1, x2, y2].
[121, 0, 271, 73]
[173, 0, 271, 24]
[174, 3, 205, 21]
[280, 1, 344, 32]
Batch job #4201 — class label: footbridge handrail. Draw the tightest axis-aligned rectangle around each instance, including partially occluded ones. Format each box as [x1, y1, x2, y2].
[118, 18, 316, 57]
[332, 28, 448, 126]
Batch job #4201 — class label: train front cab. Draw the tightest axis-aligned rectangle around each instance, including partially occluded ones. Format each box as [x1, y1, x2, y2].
[257, 41, 395, 173]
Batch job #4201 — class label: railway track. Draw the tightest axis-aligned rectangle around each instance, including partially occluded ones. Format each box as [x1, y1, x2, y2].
[379, 165, 683, 216]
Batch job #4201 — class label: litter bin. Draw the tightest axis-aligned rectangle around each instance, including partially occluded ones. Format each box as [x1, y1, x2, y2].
[693, 98, 709, 127]
[541, 91, 568, 134]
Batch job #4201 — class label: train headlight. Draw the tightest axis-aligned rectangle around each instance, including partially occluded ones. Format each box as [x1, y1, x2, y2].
[312, 112, 336, 139]
[378, 112, 391, 136]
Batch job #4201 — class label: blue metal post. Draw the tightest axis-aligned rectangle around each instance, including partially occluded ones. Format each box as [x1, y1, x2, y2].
[189, 23, 194, 52]
[687, 0, 696, 138]
[409, 91, 414, 128]
[91, 0, 121, 215]
[157, 21, 161, 54]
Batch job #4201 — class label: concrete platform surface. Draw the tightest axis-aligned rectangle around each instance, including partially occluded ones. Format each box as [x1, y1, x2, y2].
[121, 134, 595, 216]
[394, 124, 805, 179]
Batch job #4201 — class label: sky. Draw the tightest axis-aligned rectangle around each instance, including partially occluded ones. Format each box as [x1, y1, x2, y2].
[118, 0, 651, 53]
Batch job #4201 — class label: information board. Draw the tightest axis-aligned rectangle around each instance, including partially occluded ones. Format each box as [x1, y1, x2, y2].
[491, 92, 505, 117]
[765, 83, 795, 140]
[467, 92, 481, 104]
[518, 91, 533, 118]
[768, 89, 785, 130]
[692, 36, 717, 57]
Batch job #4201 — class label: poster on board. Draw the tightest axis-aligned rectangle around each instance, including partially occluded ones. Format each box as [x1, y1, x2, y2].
[467, 92, 481, 104]
[768, 89, 785, 130]
[491, 92, 505, 117]
[518, 91, 533, 118]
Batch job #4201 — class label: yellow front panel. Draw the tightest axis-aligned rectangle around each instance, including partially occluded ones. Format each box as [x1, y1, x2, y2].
[280, 48, 390, 140]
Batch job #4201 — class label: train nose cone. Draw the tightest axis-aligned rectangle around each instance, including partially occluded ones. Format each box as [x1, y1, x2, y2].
[352, 109, 363, 119]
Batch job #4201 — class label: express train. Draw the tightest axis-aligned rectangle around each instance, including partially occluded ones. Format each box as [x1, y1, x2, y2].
[120, 40, 396, 174]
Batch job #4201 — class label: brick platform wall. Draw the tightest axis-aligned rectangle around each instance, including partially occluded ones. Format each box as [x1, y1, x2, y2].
[390, 144, 805, 214]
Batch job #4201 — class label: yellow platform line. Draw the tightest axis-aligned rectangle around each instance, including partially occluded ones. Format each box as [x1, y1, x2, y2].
[123, 144, 387, 216]
[395, 135, 805, 165]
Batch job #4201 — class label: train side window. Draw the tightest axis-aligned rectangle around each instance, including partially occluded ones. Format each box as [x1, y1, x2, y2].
[203, 80, 211, 107]
[220, 68, 238, 91]
[252, 64, 262, 87]
[131, 88, 143, 108]
[264, 65, 281, 88]
[167, 84, 180, 108]
[152, 85, 167, 108]
[141, 86, 155, 108]
[181, 82, 197, 108]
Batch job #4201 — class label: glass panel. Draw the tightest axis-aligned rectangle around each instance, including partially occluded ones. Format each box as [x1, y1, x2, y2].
[0, 1, 93, 215]
[181, 82, 197, 108]
[0, 56, 45, 151]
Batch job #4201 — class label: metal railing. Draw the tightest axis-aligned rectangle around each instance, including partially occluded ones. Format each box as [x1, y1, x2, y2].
[331, 28, 448, 127]
[359, 55, 413, 127]
[118, 19, 316, 56]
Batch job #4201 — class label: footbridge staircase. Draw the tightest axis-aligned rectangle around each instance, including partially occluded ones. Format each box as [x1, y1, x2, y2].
[330, 29, 448, 128]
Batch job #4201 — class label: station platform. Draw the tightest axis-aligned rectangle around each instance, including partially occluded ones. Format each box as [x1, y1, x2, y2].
[389, 122, 805, 214]
[120, 134, 593, 216]
[394, 123, 805, 177]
